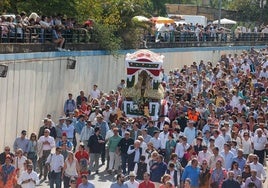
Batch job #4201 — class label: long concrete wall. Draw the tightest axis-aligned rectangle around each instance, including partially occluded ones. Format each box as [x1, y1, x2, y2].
[0, 46, 264, 151]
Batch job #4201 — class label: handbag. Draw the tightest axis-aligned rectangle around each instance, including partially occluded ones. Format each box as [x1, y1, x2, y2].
[27, 152, 37, 160]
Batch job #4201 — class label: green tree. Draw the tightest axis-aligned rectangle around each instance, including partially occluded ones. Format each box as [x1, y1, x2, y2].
[75, 0, 153, 52]
[228, 0, 268, 22]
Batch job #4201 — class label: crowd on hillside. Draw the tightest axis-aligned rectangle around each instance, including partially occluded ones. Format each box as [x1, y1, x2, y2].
[0, 47, 268, 188]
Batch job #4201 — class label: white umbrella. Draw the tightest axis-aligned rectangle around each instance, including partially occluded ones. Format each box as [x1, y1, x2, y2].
[132, 16, 150, 22]
[212, 18, 237, 25]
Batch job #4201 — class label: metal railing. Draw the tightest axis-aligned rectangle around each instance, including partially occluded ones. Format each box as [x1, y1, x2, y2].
[1, 26, 268, 48]
[0, 25, 93, 44]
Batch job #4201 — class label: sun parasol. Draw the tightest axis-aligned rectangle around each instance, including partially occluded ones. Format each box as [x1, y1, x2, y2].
[132, 16, 150, 22]
[151, 16, 175, 24]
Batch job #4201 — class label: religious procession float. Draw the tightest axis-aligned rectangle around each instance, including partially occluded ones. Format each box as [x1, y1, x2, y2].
[122, 49, 166, 120]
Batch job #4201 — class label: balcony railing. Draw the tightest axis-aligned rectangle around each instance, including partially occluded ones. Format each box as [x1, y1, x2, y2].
[0, 26, 268, 51]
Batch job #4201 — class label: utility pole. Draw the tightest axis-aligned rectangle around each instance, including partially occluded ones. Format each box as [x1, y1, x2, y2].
[218, 0, 222, 28]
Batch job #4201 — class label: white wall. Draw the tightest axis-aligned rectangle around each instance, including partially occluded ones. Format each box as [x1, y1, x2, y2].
[0, 46, 259, 151]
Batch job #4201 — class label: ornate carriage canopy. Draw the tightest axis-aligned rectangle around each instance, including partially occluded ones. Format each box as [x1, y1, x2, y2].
[125, 50, 164, 78]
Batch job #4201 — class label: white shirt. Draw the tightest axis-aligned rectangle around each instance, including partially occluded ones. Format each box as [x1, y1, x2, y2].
[18, 170, 40, 188]
[80, 126, 94, 141]
[46, 153, 64, 173]
[159, 131, 169, 149]
[175, 142, 190, 159]
[197, 150, 212, 164]
[214, 135, 225, 151]
[103, 110, 112, 123]
[125, 180, 139, 188]
[149, 137, 161, 150]
[241, 138, 253, 154]
[252, 135, 267, 150]
[105, 130, 114, 141]
[90, 89, 100, 99]
[15, 156, 27, 176]
[250, 162, 267, 180]
[38, 135, 55, 151]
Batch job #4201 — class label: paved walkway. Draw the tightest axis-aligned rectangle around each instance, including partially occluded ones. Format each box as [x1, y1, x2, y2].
[38, 159, 268, 188]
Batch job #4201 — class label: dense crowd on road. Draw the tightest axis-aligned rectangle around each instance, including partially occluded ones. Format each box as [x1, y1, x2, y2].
[0, 47, 268, 188]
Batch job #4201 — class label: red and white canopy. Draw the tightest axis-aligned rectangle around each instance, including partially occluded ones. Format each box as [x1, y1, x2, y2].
[125, 50, 164, 78]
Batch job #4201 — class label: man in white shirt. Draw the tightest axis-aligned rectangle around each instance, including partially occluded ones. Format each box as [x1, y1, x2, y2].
[250, 155, 267, 183]
[18, 164, 39, 188]
[252, 128, 268, 165]
[80, 120, 94, 152]
[89, 84, 100, 101]
[37, 129, 55, 180]
[125, 171, 139, 188]
[46, 146, 64, 188]
[197, 145, 212, 164]
[212, 129, 225, 152]
[159, 124, 169, 151]
[175, 136, 190, 160]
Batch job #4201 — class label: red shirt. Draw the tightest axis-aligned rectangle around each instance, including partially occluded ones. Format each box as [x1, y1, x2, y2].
[75, 151, 89, 163]
[138, 181, 155, 188]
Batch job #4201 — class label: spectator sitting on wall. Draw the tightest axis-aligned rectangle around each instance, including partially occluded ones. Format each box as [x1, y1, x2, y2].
[53, 25, 66, 51]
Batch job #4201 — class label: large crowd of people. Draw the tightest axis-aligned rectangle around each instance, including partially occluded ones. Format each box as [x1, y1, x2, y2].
[0, 47, 268, 188]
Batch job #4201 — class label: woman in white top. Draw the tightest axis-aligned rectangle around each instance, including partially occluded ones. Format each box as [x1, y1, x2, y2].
[14, 148, 27, 178]
[62, 152, 80, 188]
[241, 132, 253, 159]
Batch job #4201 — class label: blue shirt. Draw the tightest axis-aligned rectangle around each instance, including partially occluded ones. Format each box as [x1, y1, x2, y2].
[110, 182, 128, 188]
[220, 151, 234, 170]
[75, 120, 86, 135]
[233, 156, 246, 170]
[78, 181, 95, 188]
[181, 165, 200, 187]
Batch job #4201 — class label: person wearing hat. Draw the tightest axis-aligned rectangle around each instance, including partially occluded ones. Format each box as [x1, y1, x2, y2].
[88, 127, 105, 174]
[95, 114, 109, 165]
[118, 131, 134, 175]
[18, 163, 39, 188]
[55, 116, 66, 143]
[80, 120, 94, 152]
[184, 120, 197, 145]
[13, 130, 29, 154]
[38, 117, 57, 139]
[62, 117, 75, 144]
[56, 132, 73, 151]
[125, 171, 139, 188]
